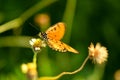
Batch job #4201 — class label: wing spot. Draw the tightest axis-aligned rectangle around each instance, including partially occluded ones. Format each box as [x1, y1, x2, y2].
[57, 24, 60, 28]
[54, 27, 56, 30]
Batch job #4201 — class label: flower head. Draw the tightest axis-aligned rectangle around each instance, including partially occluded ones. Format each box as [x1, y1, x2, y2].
[29, 38, 46, 51]
[21, 63, 37, 80]
[88, 43, 108, 64]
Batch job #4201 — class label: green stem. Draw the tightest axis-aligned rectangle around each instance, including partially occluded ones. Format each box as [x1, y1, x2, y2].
[62, 0, 77, 42]
[0, 0, 57, 33]
[0, 36, 32, 48]
[33, 52, 38, 65]
[20, 0, 57, 22]
[0, 18, 22, 33]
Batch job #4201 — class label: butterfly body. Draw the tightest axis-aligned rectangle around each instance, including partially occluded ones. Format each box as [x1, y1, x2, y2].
[40, 32, 48, 41]
[39, 22, 79, 54]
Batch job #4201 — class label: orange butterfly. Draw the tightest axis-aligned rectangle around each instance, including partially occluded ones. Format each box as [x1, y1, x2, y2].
[39, 22, 79, 54]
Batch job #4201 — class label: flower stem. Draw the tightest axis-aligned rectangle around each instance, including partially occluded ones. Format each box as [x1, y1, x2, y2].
[39, 55, 90, 80]
[54, 55, 89, 78]
[33, 52, 37, 65]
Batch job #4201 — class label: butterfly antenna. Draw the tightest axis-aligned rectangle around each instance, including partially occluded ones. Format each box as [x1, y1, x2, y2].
[29, 23, 40, 32]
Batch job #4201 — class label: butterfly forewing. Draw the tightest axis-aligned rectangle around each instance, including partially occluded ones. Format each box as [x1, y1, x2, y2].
[46, 22, 65, 40]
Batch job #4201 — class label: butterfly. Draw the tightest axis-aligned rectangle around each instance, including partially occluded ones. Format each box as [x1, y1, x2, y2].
[39, 22, 79, 54]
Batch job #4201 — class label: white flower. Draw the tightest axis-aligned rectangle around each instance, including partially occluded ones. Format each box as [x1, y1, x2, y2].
[29, 38, 46, 51]
[88, 43, 108, 64]
[29, 38, 36, 46]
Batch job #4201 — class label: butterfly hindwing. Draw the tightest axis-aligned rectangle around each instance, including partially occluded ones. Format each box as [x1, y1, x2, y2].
[47, 39, 79, 54]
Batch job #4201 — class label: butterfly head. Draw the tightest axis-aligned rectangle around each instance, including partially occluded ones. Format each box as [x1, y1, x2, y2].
[39, 32, 48, 41]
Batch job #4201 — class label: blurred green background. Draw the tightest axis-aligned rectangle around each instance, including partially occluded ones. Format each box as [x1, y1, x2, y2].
[0, 0, 120, 80]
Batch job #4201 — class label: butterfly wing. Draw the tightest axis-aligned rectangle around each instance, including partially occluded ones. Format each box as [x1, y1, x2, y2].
[44, 22, 79, 53]
[46, 22, 65, 40]
[47, 39, 79, 54]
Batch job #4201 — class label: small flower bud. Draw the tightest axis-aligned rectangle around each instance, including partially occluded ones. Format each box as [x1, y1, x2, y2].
[34, 13, 50, 29]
